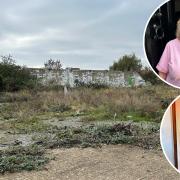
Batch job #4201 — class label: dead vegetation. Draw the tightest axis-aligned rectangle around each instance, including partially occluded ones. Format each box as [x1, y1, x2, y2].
[0, 85, 179, 174]
[0, 85, 179, 126]
[35, 123, 160, 150]
[0, 123, 159, 174]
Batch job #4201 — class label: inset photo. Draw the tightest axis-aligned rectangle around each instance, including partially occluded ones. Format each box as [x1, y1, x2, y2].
[144, 0, 180, 88]
[160, 96, 180, 172]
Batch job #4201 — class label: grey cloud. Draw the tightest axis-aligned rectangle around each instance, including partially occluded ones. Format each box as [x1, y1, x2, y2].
[0, 0, 165, 69]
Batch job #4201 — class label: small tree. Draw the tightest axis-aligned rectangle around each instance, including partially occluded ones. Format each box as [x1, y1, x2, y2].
[1, 54, 16, 65]
[109, 54, 142, 72]
[44, 59, 62, 70]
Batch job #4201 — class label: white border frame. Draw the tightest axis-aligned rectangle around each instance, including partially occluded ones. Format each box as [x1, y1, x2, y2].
[142, 0, 180, 89]
[160, 95, 180, 174]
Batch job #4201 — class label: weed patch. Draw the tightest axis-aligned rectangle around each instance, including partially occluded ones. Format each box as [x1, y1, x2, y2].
[37, 123, 160, 150]
[0, 145, 49, 174]
[3, 116, 52, 133]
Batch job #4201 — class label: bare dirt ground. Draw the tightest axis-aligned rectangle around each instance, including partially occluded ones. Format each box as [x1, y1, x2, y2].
[0, 144, 179, 180]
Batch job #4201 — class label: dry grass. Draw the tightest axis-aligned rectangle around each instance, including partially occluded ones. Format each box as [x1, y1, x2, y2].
[1, 84, 179, 174]
[0, 84, 179, 129]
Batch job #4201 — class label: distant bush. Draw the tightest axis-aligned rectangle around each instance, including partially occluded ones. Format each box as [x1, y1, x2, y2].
[0, 55, 37, 91]
[109, 54, 142, 72]
[139, 67, 162, 85]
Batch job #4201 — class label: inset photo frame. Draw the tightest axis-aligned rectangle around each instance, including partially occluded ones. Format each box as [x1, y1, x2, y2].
[144, 0, 180, 89]
[161, 96, 180, 173]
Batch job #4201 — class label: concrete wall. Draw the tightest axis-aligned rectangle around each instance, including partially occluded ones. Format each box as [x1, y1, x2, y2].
[30, 68, 145, 87]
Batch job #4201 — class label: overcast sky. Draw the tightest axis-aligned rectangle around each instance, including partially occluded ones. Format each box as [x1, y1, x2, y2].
[0, 0, 166, 69]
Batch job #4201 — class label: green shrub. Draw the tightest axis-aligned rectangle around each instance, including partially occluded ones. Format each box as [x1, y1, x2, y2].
[0, 55, 37, 92]
[0, 145, 48, 174]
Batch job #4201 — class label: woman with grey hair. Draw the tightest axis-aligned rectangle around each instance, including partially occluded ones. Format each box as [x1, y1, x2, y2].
[156, 19, 180, 87]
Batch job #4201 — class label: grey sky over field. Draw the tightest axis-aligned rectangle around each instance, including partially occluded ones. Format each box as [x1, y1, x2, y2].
[0, 0, 166, 69]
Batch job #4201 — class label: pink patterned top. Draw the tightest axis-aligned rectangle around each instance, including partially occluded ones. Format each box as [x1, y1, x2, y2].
[156, 38, 180, 87]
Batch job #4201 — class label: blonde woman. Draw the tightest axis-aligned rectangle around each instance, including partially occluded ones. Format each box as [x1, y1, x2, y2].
[156, 19, 180, 87]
